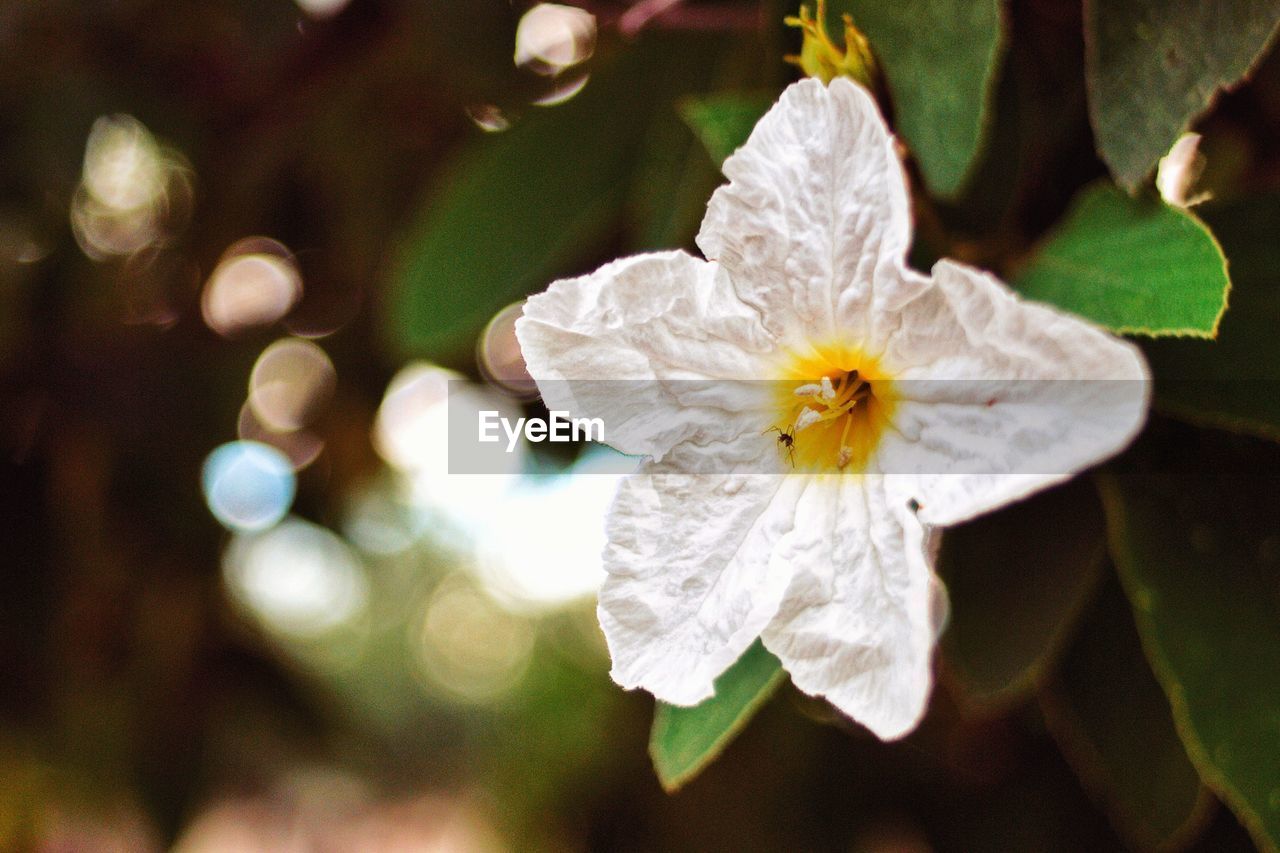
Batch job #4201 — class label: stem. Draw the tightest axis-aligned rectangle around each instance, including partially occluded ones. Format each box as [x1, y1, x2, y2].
[581, 2, 763, 34]
[618, 0, 686, 34]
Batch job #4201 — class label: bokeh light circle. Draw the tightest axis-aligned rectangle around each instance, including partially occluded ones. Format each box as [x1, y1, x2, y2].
[477, 300, 539, 400]
[223, 517, 368, 638]
[473, 449, 629, 613]
[531, 72, 590, 107]
[70, 114, 190, 260]
[248, 338, 336, 432]
[237, 400, 325, 470]
[414, 575, 535, 703]
[202, 247, 302, 337]
[202, 441, 296, 532]
[465, 104, 512, 133]
[514, 4, 596, 76]
[373, 363, 526, 533]
[82, 114, 168, 211]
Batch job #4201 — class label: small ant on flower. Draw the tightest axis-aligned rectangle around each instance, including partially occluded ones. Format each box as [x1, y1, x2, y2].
[764, 424, 797, 467]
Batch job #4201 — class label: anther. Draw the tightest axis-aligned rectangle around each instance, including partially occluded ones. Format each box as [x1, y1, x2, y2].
[794, 406, 823, 432]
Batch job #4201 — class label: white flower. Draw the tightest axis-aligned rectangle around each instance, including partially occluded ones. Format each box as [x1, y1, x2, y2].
[513, 78, 1150, 739]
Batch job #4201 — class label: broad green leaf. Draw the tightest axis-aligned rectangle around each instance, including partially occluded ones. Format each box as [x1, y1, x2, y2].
[388, 77, 636, 358]
[835, 0, 1004, 196]
[649, 639, 784, 791]
[1013, 182, 1229, 337]
[1041, 574, 1212, 851]
[1144, 197, 1280, 439]
[631, 37, 773, 249]
[678, 93, 773, 169]
[388, 35, 731, 359]
[1086, 0, 1280, 191]
[1098, 441, 1280, 852]
[629, 101, 723, 252]
[940, 479, 1106, 709]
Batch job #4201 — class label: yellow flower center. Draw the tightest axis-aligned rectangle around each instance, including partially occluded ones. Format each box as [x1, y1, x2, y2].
[770, 343, 895, 473]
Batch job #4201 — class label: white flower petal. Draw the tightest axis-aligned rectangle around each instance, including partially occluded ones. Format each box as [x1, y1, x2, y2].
[515, 251, 776, 458]
[600, 439, 803, 705]
[761, 477, 938, 739]
[873, 260, 1150, 526]
[697, 78, 911, 345]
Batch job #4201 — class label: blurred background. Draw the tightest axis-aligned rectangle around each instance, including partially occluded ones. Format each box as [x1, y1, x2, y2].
[1, 0, 1278, 850]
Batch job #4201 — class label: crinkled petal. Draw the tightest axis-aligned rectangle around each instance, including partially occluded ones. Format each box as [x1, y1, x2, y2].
[515, 251, 777, 458]
[761, 476, 943, 739]
[696, 78, 911, 345]
[600, 438, 803, 705]
[871, 260, 1151, 525]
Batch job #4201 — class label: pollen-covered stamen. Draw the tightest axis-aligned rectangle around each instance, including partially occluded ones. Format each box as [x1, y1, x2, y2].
[791, 371, 870, 427]
[835, 446, 853, 469]
[794, 406, 823, 432]
[771, 357, 895, 473]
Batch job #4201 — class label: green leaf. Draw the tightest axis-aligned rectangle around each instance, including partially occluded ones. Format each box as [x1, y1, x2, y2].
[940, 479, 1106, 709]
[678, 93, 773, 169]
[632, 42, 772, 250]
[387, 35, 735, 359]
[1144, 197, 1280, 439]
[629, 102, 722, 252]
[1041, 573, 1212, 851]
[1098, 440, 1280, 852]
[649, 639, 785, 792]
[1085, 0, 1280, 191]
[388, 79, 635, 357]
[835, 0, 1004, 196]
[1013, 182, 1229, 337]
